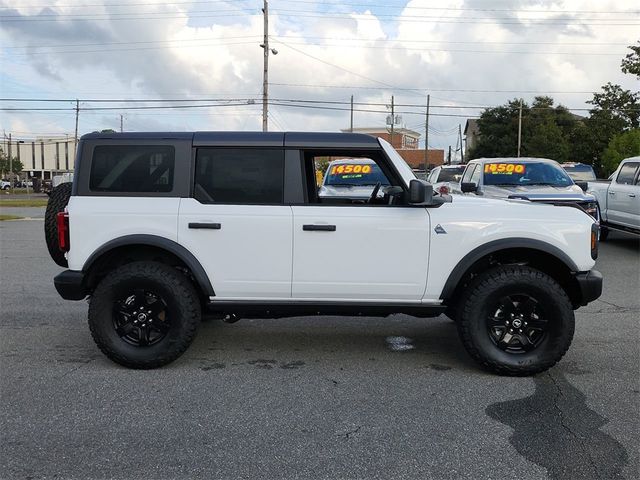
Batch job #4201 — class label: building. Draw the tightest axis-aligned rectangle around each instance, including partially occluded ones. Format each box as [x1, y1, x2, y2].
[463, 119, 480, 159]
[1, 136, 76, 180]
[342, 127, 444, 170]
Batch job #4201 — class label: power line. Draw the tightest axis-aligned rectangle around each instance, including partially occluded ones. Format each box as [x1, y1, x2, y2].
[269, 83, 600, 94]
[13, 0, 637, 14]
[2, 8, 638, 26]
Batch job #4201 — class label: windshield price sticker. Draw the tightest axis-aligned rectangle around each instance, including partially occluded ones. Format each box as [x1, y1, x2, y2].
[484, 163, 526, 175]
[330, 164, 372, 176]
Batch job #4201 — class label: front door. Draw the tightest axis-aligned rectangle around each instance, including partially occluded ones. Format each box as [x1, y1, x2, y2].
[291, 205, 430, 301]
[291, 148, 430, 302]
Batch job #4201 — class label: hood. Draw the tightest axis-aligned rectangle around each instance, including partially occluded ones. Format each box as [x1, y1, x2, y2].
[482, 184, 595, 202]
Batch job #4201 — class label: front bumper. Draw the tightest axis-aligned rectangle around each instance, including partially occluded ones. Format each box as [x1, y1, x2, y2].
[54, 270, 87, 300]
[573, 270, 603, 306]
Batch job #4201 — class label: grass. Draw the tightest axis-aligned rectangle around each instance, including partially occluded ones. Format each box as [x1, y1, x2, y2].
[0, 199, 48, 207]
[0, 214, 24, 221]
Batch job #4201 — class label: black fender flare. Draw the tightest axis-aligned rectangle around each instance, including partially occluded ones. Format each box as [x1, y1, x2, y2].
[83, 234, 215, 297]
[440, 238, 579, 300]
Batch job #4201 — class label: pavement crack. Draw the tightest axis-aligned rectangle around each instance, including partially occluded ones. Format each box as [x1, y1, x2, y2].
[593, 299, 632, 312]
[547, 373, 602, 480]
[339, 425, 362, 440]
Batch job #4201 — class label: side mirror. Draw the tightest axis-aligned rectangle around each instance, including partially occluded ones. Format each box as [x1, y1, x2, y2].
[460, 182, 478, 193]
[575, 181, 588, 192]
[409, 179, 433, 204]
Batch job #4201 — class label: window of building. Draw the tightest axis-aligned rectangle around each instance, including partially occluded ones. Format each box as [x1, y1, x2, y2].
[89, 145, 175, 192]
[194, 148, 284, 204]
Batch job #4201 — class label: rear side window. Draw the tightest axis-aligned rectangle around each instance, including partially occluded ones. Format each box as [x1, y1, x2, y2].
[616, 162, 639, 185]
[194, 148, 284, 204]
[461, 164, 477, 184]
[90, 145, 175, 192]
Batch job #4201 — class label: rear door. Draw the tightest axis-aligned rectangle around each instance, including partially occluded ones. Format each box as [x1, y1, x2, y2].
[178, 147, 293, 299]
[607, 161, 639, 228]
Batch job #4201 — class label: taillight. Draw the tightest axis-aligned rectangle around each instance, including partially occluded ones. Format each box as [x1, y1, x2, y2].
[590, 223, 598, 260]
[438, 185, 450, 195]
[57, 212, 70, 252]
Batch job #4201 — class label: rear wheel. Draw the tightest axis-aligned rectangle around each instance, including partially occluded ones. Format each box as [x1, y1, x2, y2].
[88, 261, 201, 369]
[457, 265, 574, 376]
[44, 182, 72, 267]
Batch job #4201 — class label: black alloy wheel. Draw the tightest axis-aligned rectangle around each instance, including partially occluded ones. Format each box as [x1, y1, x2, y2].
[457, 265, 575, 376]
[89, 261, 201, 369]
[113, 289, 171, 347]
[487, 294, 548, 354]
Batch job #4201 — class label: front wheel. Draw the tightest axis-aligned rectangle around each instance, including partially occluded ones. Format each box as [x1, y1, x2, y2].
[88, 261, 201, 369]
[457, 265, 574, 376]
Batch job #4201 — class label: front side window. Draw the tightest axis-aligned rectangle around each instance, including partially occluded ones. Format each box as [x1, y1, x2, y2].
[90, 145, 175, 192]
[461, 164, 477, 184]
[616, 162, 639, 185]
[194, 148, 284, 204]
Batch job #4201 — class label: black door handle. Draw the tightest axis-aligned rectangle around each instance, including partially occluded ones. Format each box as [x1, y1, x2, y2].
[303, 224, 336, 231]
[189, 222, 221, 229]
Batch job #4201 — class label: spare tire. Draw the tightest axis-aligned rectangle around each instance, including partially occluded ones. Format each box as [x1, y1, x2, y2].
[45, 182, 72, 267]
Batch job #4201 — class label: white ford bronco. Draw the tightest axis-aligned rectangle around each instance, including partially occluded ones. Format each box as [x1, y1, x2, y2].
[47, 132, 602, 375]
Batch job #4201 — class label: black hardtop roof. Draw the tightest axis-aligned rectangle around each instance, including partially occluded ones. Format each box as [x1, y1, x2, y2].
[80, 131, 380, 148]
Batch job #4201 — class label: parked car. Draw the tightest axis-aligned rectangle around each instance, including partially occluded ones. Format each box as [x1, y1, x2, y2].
[46, 131, 601, 376]
[588, 156, 640, 239]
[561, 162, 597, 182]
[426, 165, 466, 195]
[0, 179, 10, 190]
[318, 158, 391, 201]
[457, 157, 599, 221]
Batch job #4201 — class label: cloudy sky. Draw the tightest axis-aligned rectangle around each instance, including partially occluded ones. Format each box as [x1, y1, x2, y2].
[1, 0, 638, 153]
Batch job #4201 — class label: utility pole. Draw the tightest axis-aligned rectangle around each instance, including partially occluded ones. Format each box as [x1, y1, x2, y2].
[424, 94, 430, 172]
[74, 99, 79, 147]
[261, 0, 269, 132]
[448, 145, 452, 165]
[517, 99, 523, 158]
[120, 114, 124, 133]
[350, 95, 354, 132]
[390, 95, 395, 147]
[8, 133, 12, 192]
[458, 123, 464, 163]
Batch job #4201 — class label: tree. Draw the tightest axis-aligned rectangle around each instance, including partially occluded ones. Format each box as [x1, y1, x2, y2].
[0, 148, 23, 177]
[583, 43, 640, 174]
[601, 129, 640, 176]
[621, 41, 640, 79]
[468, 97, 575, 161]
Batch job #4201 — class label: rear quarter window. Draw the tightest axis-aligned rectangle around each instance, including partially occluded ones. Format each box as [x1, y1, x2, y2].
[89, 145, 175, 193]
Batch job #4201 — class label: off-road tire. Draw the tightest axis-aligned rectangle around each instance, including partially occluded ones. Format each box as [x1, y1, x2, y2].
[88, 261, 201, 369]
[44, 182, 72, 267]
[457, 265, 575, 376]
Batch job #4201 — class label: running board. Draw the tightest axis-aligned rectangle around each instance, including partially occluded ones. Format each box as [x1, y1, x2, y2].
[205, 300, 446, 319]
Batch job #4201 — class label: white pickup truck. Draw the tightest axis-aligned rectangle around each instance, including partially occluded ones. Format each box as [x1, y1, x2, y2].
[588, 156, 640, 240]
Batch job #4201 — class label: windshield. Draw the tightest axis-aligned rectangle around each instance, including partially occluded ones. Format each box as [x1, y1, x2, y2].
[436, 167, 465, 183]
[483, 161, 574, 187]
[324, 162, 390, 186]
[562, 165, 596, 181]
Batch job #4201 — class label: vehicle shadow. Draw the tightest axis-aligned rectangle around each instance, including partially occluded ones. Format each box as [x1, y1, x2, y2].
[186, 315, 479, 373]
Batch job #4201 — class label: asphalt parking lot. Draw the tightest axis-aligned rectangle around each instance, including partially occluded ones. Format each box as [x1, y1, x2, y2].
[1, 217, 638, 480]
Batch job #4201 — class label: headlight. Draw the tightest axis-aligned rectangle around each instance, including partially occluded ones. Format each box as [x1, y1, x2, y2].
[582, 201, 598, 219]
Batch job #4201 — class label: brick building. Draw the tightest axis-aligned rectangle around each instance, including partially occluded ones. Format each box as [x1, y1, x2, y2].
[342, 127, 444, 170]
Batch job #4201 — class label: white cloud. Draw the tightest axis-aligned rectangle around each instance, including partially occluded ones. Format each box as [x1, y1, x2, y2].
[0, 0, 637, 148]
